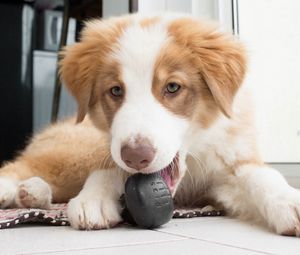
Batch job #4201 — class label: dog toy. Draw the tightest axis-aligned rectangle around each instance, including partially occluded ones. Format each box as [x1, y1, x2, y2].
[121, 173, 174, 229]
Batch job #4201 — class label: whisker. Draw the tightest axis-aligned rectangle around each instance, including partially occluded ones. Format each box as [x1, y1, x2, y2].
[187, 150, 209, 195]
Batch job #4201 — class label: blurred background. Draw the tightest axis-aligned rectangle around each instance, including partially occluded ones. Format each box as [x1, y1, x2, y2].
[0, 0, 299, 186]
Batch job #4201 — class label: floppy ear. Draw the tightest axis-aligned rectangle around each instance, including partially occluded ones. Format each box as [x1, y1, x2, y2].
[59, 18, 131, 123]
[59, 41, 96, 123]
[59, 20, 109, 123]
[169, 19, 247, 118]
[197, 36, 247, 118]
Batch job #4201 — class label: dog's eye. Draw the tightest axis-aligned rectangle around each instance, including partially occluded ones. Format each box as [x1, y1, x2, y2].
[166, 82, 181, 94]
[110, 86, 123, 97]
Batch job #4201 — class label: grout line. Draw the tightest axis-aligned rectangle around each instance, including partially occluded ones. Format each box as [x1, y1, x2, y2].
[169, 218, 228, 224]
[18, 238, 189, 255]
[154, 230, 277, 255]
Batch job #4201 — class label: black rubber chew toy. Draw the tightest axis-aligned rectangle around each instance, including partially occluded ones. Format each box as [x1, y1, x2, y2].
[121, 173, 174, 229]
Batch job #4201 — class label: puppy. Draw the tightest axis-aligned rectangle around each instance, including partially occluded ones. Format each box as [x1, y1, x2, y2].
[0, 13, 299, 236]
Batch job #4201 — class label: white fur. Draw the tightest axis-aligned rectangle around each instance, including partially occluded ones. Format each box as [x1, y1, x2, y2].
[0, 176, 52, 209]
[15, 177, 52, 209]
[5, 14, 299, 235]
[0, 178, 17, 208]
[67, 169, 123, 230]
[110, 20, 189, 174]
[184, 88, 257, 172]
[213, 165, 300, 235]
[93, 16, 300, 235]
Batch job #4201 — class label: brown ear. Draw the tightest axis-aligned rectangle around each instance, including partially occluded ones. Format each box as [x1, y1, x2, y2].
[59, 41, 96, 123]
[59, 20, 105, 123]
[199, 38, 247, 118]
[169, 19, 247, 118]
[59, 18, 131, 123]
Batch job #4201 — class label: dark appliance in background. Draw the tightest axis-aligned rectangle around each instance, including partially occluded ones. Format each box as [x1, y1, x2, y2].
[0, 0, 130, 164]
[0, 2, 34, 164]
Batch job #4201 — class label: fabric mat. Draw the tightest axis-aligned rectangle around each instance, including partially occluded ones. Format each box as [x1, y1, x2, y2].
[0, 204, 224, 229]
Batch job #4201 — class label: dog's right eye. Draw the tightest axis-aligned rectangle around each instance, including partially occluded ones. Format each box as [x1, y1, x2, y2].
[110, 86, 123, 97]
[165, 82, 181, 94]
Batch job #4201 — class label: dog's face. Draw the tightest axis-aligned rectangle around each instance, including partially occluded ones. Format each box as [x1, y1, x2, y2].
[60, 14, 246, 193]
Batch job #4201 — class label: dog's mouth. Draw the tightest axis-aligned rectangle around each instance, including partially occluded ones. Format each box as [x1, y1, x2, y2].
[157, 153, 180, 194]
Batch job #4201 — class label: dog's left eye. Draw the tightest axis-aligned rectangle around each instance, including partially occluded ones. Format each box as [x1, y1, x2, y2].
[166, 82, 181, 94]
[110, 86, 123, 97]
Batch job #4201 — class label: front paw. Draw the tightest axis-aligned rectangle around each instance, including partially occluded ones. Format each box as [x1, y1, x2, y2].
[67, 194, 122, 230]
[264, 188, 300, 237]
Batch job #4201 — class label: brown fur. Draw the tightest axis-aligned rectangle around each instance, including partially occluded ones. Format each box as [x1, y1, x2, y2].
[152, 41, 204, 118]
[139, 16, 161, 27]
[0, 15, 249, 204]
[168, 18, 247, 118]
[0, 117, 115, 202]
[89, 60, 125, 131]
[152, 39, 220, 128]
[60, 17, 131, 123]
[1, 14, 297, 236]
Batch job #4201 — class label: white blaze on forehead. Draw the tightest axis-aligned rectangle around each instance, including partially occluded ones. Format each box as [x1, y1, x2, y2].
[110, 18, 189, 174]
[112, 20, 169, 96]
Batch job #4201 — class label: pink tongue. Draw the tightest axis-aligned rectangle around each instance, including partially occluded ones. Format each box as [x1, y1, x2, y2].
[160, 169, 172, 189]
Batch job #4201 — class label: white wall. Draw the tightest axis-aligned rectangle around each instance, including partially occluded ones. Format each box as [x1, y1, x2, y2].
[238, 0, 300, 163]
[138, 0, 217, 19]
[138, 0, 232, 32]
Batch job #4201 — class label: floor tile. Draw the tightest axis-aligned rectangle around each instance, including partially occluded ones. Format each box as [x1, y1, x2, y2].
[37, 239, 266, 255]
[1, 218, 299, 255]
[156, 218, 300, 255]
[0, 225, 184, 255]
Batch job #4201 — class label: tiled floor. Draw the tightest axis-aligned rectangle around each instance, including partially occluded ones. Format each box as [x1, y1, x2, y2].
[0, 217, 299, 255]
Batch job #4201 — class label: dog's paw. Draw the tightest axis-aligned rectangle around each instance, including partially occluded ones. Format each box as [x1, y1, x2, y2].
[67, 194, 122, 230]
[15, 177, 52, 209]
[0, 178, 17, 208]
[264, 188, 300, 237]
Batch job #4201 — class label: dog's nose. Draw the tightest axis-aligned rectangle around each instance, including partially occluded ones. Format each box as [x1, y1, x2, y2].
[121, 144, 155, 170]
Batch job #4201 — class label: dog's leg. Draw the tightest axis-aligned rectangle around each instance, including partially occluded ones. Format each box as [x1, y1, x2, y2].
[0, 161, 32, 208]
[213, 164, 300, 236]
[67, 169, 124, 230]
[0, 162, 52, 209]
[0, 177, 17, 208]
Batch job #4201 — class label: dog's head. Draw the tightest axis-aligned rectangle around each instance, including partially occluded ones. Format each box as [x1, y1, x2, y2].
[60, 14, 246, 193]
